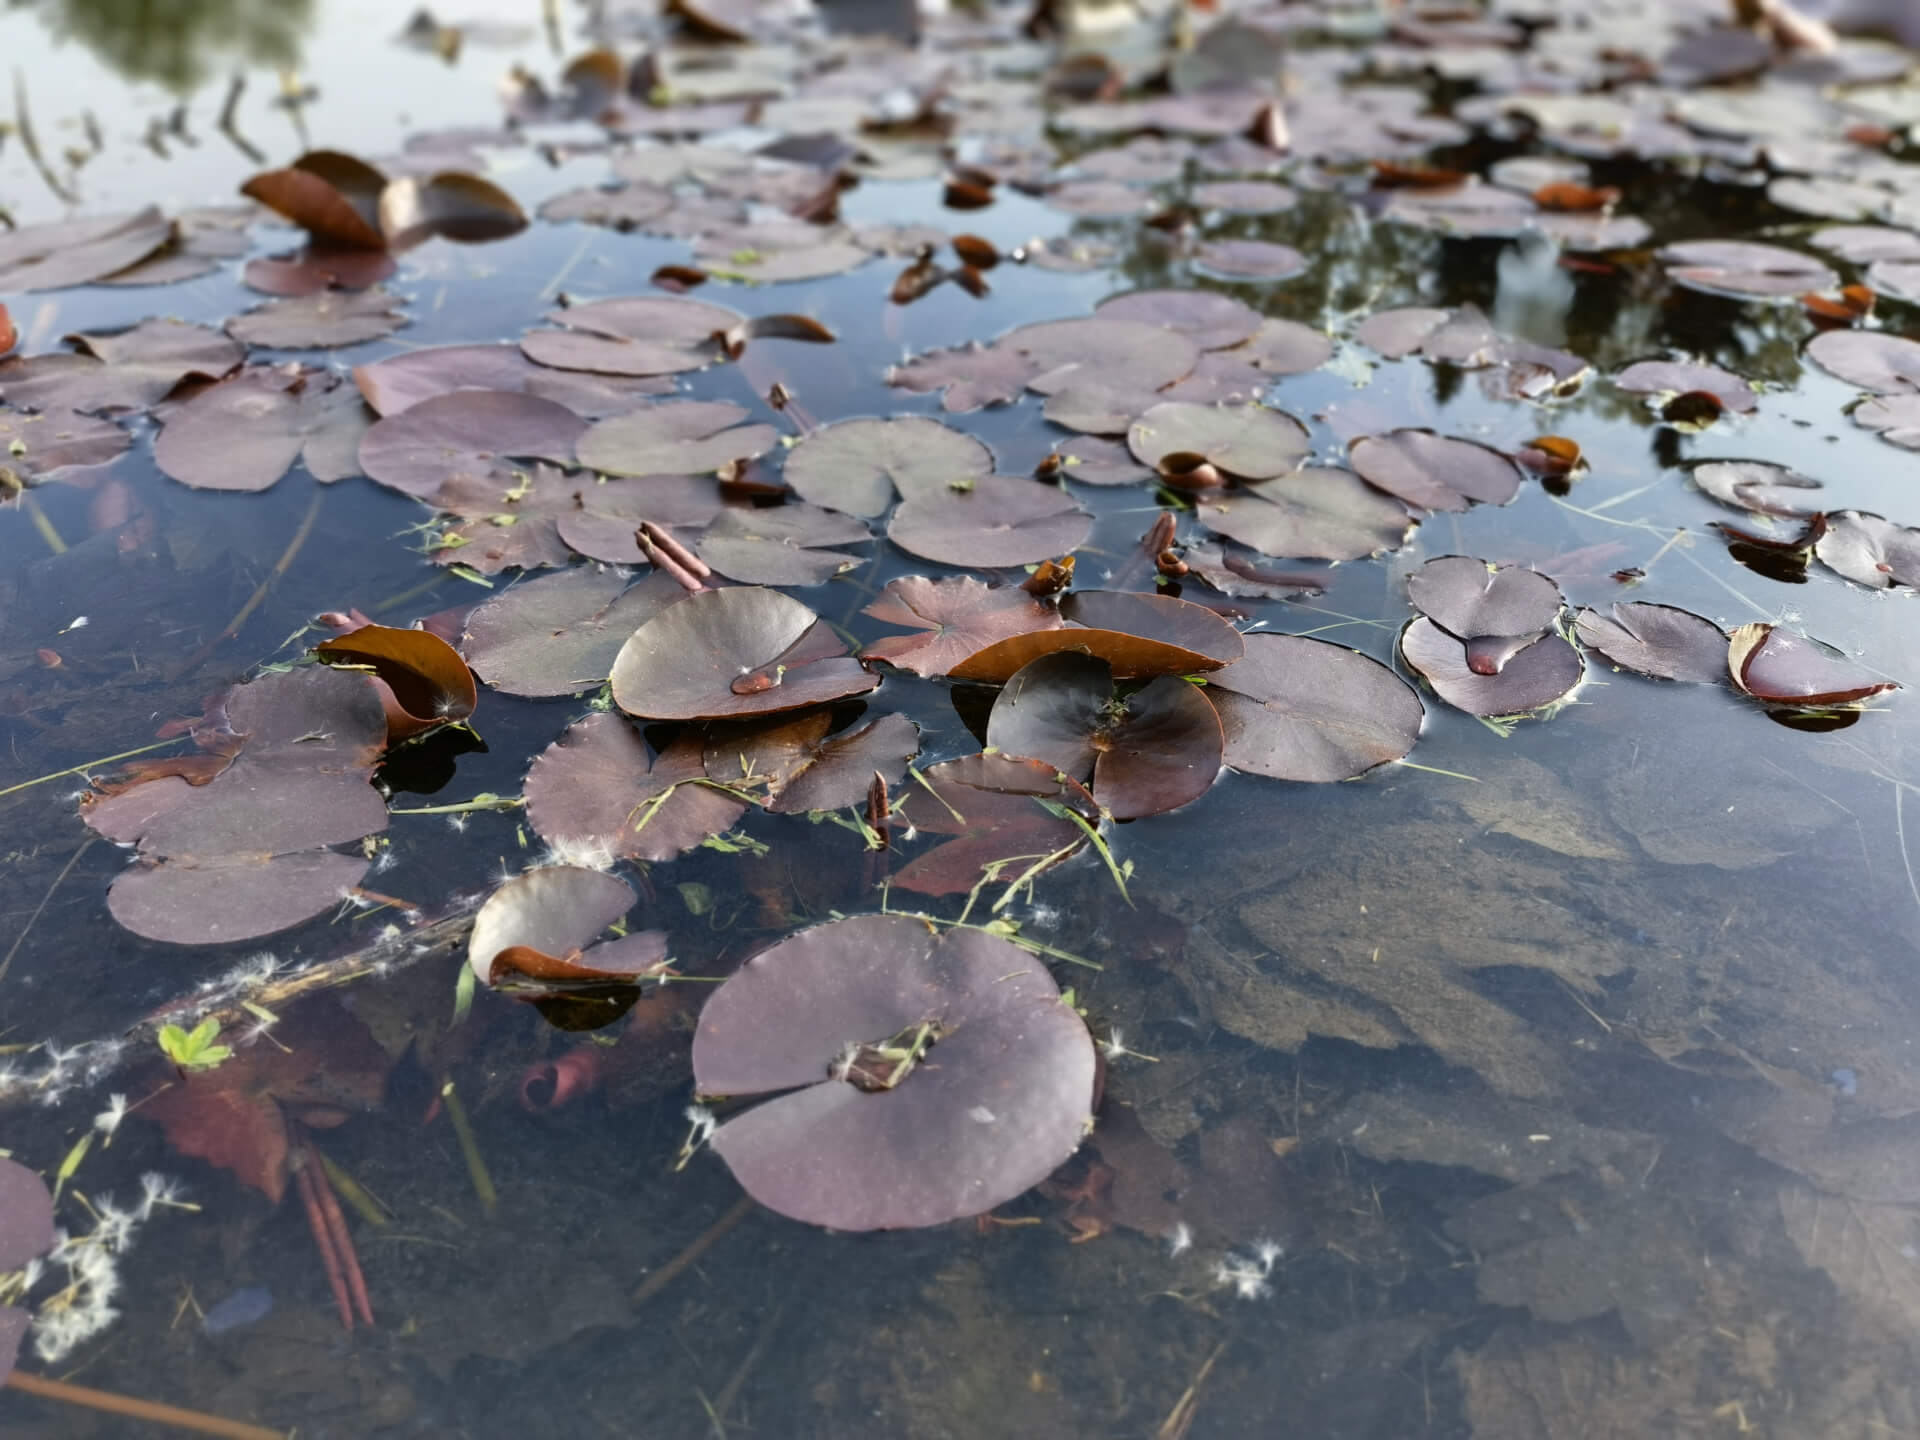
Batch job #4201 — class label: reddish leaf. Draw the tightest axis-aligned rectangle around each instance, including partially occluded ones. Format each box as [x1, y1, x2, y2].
[705, 711, 920, 814]
[314, 623, 478, 740]
[241, 151, 389, 250]
[1209, 634, 1423, 781]
[859, 576, 1064, 678]
[1728, 623, 1901, 707]
[891, 754, 1098, 897]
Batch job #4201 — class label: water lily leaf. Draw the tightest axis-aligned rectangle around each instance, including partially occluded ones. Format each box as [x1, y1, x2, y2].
[0, 406, 131, 480]
[782, 416, 994, 518]
[1727, 623, 1900, 707]
[950, 589, 1242, 683]
[1401, 618, 1583, 717]
[859, 576, 1064, 678]
[1198, 466, 1413, 560]
[1355, 306, 1451, 358]
[427, 461, 582, 574]
[1209, 633, 1423, 781]
[359, 389, 584, 498]
[467, 866, 634, 986]
[1008, 317, 1202, 397]
[577, 400, 776, 478]
[1657, 239, 1835, 299]
[0, 207, 171, 292]
[1094, 289, 1263, 349]
[155, 366, 369, 491]
[987, 653, 1222, 818]
[525, 713, 744, 862]
[1349, 430, 1524, 512]
[1806, 328, 1920, 394]
[692, 914, 1096, 1230]
[314, 623, 478, 739]
[1406, 556, 1565, 650]
[1127, 401, 1310, 481]
[892, 753, 1097, 896]
[462, 567, 687, 696]
[1691, 460, 1825, 517]
[491, 930, 671, 988]
[1573, 603, 1729, 683]
[243, 246, 398, 297]
[1810, 225, 1920, 264]
[521, 295, 741, 377]
[0, 319, 242, 414]
[611, 585, 878, 721]
[696, 503, 871, 586]
[888, 475, 1092, 569]
[241, 151, 389, 249]
[378, 171, 527, 246]
[1180, 541, 1326, 599]
[704, 710, 920, 814]
[1854, 392, 1920, 447]
[1191, 239, 1309, 281]
[354, 343, 673, 417]
[107, 851, 374, 946]
[1814, 511, 1920, 589]
[0, 1158, 53, 1273]
[1045, 180, 1156, 217]
[1614, 359, 1757, 413]
[227, 288, 409, 350]
[1192, 180, 1298, 214]
[554, 474, 725, 564]
[887, 340, 1038, 412]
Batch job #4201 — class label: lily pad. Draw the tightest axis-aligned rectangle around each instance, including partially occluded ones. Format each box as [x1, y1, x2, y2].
[314, 623, 478, 739]
[781, 417, 994, 518]
[1728, 623, 1901, 707]
[521, 295, 741, 378]
[1008, 318, 1202, 397]
[1406, 556, 1566, 662]
[858, 576, 1064, 678]
[691, 914, 1096, 1230]
[1094, 290, 1263, 350]
[1691, 460, 1825, 518]
[378, 171, 527, 247]
[226, 289, 409, 350]
[1574, 603, 1729, 684]
[986, 653, 1222, 819]
[0, 207, 172, 292]
[0, 406, 132, 480]
[525, 713, 745, 863]
[1209, 634, 1423, 782]
[1814, 511, 1920, 590]
[155, 366, 369, 491]
[555, 475, 726, 565]
[1805, 328, 1920, 394]
[610, 585, 878, 721]
[466, 866, 636, 986]
[704, 710, 920, 814]
[892, 753, 1098, 897]
[241, 151, 389, 249]
[1349, 430, 1524, 513]
[462, 567, 687, 697]
[950, 589, 1242, 683]
[0, 319, 242, 414]
[1401, 618, 1584, 718]
[696, 503, 872, 586]
[887, 341, 1038, 412]
[1657, 240, 1835, 299]
[1197, 466, 1414, 560]
[1614, 359, 1757, 413]
[353, 344, 673, 417]
[359, 390, 584, 498]
[888, 475, 1092, 569]
[1191, 240, 1309, 281]
[1127, 402, 1311, 481]
[576, 400, 776, 478]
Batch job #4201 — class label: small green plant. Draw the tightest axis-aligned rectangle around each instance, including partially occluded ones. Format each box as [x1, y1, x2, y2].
[157, 1017, 232, 1072]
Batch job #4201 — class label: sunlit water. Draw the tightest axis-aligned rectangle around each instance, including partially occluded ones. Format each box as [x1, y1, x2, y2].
[2, 1, 1919, 1435]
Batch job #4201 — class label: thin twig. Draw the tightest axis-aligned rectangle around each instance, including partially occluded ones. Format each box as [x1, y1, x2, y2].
[440, 1078, 498, 1216]
[169, 489, 323, 681]
[632, 1194, 755, 1307]
[0, 838, 93, 986]
[4, 1370, 286, 1439]
[0, 738, 186, 802]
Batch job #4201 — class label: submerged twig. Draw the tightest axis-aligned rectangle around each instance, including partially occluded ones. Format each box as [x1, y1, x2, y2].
[0, 837, 94, 986]
[3, 1370, 286, 1440]
[169, 489, 324, 681]
[440, 1077, 498, 1217]
[631, 1193, 755, 1308]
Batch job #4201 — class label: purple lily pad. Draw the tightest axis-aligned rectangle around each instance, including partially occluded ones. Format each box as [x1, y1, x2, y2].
[1657, 240, 1834, 299]
[521, 295, 741, 377]
[1009, 317, 1202, 397]
[887, 341, 1038, 413]
[467, 865, 636, 987]
[1614, 359, 1757, 413]
[782, 417, 994, 518]
[888, 475, 1092, 569]
[555, 475, 726, 565]
[1805, 329, 1920, 394]
[359, 390, 584, 498]
[1406, 556, 1565, 653]
[705, 711, 920, 814]
[0, 208, 171, 292]
[1691, 460, 1825, 518]
[226, 289, 409, 349]
[1574, 602, 1729, 683]
[1349, 430, 1524, 513]
[0, 406, 131, 481]
[1854, 393, 1920, 448]
[525, 713, 745, 863]
[1400, 618, 1584, 718]
[1094, 290, 1263, 350]
[1198, 466, 1413, 560]
[1192, 239, 1309, 281]
[1209, 634, 1423, 782]
[858, 576, 1064, 679]
[353, 344, 673, 417]
[155, 366, 369, 491]
[692, 915, 1097, 1230]
[0, 1156, 55, 1271]
[461, 567, 687, 697]
[0, 319, 242, 414]
[610, 585, 878, 721]
[950, 589, 1243, 684]
[1814, 511, 1920, 590]
[1728, 623, 1900, 707]
[1127, 401, 1311, 482]
[696, 503, 872, 586]
[107, 851, 374, 947]
[892, 753, 1098, 897]
[576, 400, 776, 478]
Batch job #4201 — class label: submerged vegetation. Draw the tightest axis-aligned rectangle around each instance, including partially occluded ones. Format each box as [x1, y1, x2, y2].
[1, 0, 1919, 1432]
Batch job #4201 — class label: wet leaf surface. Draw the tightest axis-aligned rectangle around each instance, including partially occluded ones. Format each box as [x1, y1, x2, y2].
[155, 366, 369, 491]
[1349, 429, 1524, 513]
[1210, 634, 1423, 782]
[0, 405, 132, 480]
[1126, 401, 1311, 481]
[781, 416, 993, 518]
[1574, 602, 1729, 683]
[1197, 466, 1413, 560]
[1806, 328, 1920, 394]
[1400, 617, 1584, 718]
[1692, 459, 1825, 518]
[226, 289, 410, 350]
[359, 390, 583, 498]
[1406, 556, 1565, 646]
[692, 915, 1095, 1230]
[1657, 239, 1836, 299]
[950, 589, 1242, 683]
[353, 344, 673, 417]
[1728, 622, 1901, 707]
[314, 623, 478, 738]
[576, 400, 776, 478]
[467, 865, 634, 987]
[1815, 510, 1920, 589]
[887, 474, 1091, 569]
[524, 714, 743, 863]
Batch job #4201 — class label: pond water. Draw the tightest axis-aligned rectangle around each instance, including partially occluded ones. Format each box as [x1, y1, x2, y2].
[2, 0, 1919, 1435]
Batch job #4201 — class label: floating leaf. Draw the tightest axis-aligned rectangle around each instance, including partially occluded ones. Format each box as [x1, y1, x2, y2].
[1657, 239, 1834, 299]
[1126, 401, 1311, 481]
[705, 711, 920, 814]
[1209, 634, 1423, 781]
[1349, 430, 1524, 512]
[858, 576, 1064, 678]
[1197, 466, 1413, 560]
[521, 295, 741, 377]
[243, 247, 397, 297]
[107, 852, 374, 946]
[986, 653, 1222, 819]
[0, 319, 242, 414]
[314, 623, 478, 739]
[1191, 239, 1309, 281]
[1853, 392, 1920, 448]
[467, 866, 634, 987]
[1406, 557, 1565, 664]
[226, 289, 409, 350]
[0, 1157, 54, 1273]
[0, 208, 171, 292]
[1094, 289, 1262, 350]
[950, 589, 1242, 683]
[696, 503, 871, 586]
[691, 915, 1096, 1230]
[1192, 180, 1298, 215]
[359, 389, 583, 498]
[888, 475, 1092, 569]
[1614, 359, 1757, 413]
[241, 151, 389, 249]
[1691, 460, 1824, 518]
[892, 753, 1097, 896]
[781, 417, 994, 518]
[354, 343, 673, 418]
[525, 713, 744, 862]
[1727, 623, 1900, 707]
[155, 366, 369, 491]
[576, 400, 776, 478]
[610, 585, 878, 721]
[1008, 317, 1201, 397]
[887, 340, 1037, 412]
[1401, 618, 1583, 718]
[1805, 328, 1920, 394]
[1573, 603, 1729, 683]
[461, 567, 687, 697]
[555, 474, 725, 564]
[0, 406, 131, 480]
[1814, 510, 1920, 590]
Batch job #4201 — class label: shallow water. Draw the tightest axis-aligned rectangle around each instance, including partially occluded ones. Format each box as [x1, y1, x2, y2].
[2, 1, 1919, 1436]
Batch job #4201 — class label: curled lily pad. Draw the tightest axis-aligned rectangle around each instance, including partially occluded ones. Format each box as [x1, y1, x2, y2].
[611, 585, 877, 721]
[462, 568, 687, 697]
[705, 711, 920, 814]
[1127, 401, 1310, 481]
[242, 151, 389, 249]
[1728, 624, 1900, 707]
[359, 390, 583, 498]
[1209, 634, 1423, 782]
[525, 713, 744, 863]
[1805, 329, 1920, 394]
[1657, 240, 1834, 299]
[378, 172, 527, 246]
[226, 289, 409, 350]
[888, 475, 1091, 569]
[987, 653, 1222, 819]
[1691, 460, 1824, 518]
[950, 589, 1242, 683]
[577, 400, 776, 478]
[155, 366, 369, 491]
[691, 915, 1096, 1230]
[696, 503, 872, 586]
[314, 623, 478, 740]
[0, 318, 242, 414]
[1349, 430, 1523, 513]
[1197, 466, 1413, 560]
[782, 417, 994, 518]
[859, 576, 1064, 678]
[1814, 511, 1920, 590]
[892, 754, 1098, 897]
[1574, 603, 1728, 683]
[1400, 618, 1583, 719]
[467, 866, 635, 986]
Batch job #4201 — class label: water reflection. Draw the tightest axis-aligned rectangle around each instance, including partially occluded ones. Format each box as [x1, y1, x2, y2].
[25, 0, 311, 92]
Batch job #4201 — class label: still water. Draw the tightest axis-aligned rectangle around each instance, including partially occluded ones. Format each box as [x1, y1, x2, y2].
[2, 0, 1919, 1434]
